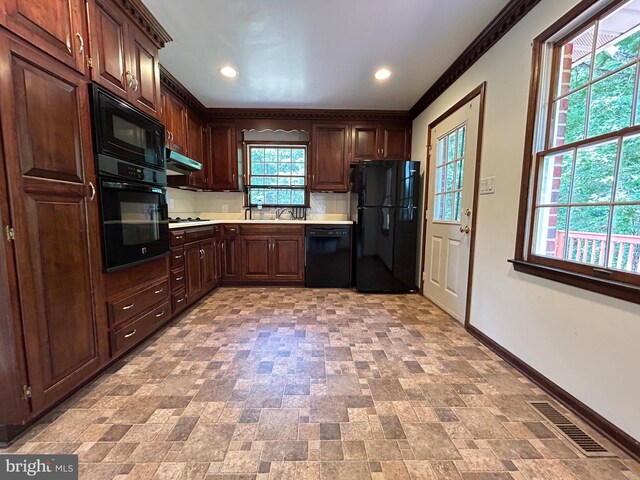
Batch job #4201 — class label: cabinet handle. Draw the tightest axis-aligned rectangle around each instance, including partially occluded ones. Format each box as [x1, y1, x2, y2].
[174, 254, 183, 259]
[168, 131, 173, 142]
[154, 288, 164, 294]
[122, 303, 135, 310]
[88, 181, 96, 201]
[175, 276, 183, 281]
[131, 75, 139, 92]
[75, 33, 84, 55]
[176, 298, 184, 303]
[126, 70, 132, 88]
[124, 329, 137, 338]
[175, 235, 183, 240]
[155, 310, 165, 318]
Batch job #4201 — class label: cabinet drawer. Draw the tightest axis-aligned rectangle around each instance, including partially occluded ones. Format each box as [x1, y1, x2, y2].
[171, 247, 185, 268]
[171, 230, 186, 246]
[171, 267, 185, 292]
[109, 279, 169, 327]
[185, 226, 214, 242]
[213, 225, 222, 235]
[112, 301, 170, 355]
[223, 224, 239, 235]
[172, 289, 187, 314]
[241, 224, 303, 236]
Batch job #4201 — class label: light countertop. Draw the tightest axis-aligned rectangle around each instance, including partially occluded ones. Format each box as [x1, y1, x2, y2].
[168, 219, 353, 229]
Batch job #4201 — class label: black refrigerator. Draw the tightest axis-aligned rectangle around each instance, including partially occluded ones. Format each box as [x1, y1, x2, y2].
[350, 160, 420, 292]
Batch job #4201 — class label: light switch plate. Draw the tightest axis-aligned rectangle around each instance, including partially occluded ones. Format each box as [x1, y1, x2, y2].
[169, 198, 175, 209]
[221, 204, 229, 213]
[316, 205, 326, 214]
[479, 176, 496, 195]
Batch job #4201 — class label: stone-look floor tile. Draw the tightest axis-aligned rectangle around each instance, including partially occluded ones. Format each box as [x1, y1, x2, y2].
[320, 461, 371, 480]
[7, 288, 637, 480]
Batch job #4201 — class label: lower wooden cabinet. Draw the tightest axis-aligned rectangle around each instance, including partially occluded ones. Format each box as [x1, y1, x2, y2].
[236, 225, 304, 284]
[170, 227, 218, 309]
[221, 233, 241, 280]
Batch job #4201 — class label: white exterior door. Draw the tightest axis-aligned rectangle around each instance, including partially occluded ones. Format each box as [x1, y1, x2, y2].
[424, 96, 480, 322]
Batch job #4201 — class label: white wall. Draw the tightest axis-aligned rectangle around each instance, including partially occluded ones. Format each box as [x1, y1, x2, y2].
[167, 188, 349, 221]
[412, 0, 640, 440]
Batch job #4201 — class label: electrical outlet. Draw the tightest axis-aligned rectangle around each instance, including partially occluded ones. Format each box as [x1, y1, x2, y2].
[221, 204, 229, 213]
[169, 199, 175, 209]
[316, 205, 326, 214]
[479, 176, 496, 195]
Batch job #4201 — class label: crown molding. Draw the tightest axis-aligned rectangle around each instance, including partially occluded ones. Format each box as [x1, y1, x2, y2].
[207, 108, 411, 123]
[115, 0, 172, 48]
[159, 64, 208, 116]
[409, 0, 542, 119]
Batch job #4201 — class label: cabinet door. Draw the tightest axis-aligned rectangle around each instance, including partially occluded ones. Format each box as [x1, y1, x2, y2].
[201, 237, 216, 290]
[221, 235, 240, 279]
[0, 0, 88, 74]
[208, 123, 238, 190]
[128, 27, 160, 118]
[310, 124, 349, 192]
[187, 113, 207, 188]
[184, 242, 202, 303]
[167, 95, 187, 154]
[271, 236, 304, 281]
[381, 126, 409, 160]
[0, 34, 106, 412]
[241, 236, 271, 280]
[89, 0, 129, 98]
[352, 125, 379, 161]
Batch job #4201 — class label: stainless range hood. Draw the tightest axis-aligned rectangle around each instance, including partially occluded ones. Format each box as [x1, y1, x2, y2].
[166, 148, 202, 174]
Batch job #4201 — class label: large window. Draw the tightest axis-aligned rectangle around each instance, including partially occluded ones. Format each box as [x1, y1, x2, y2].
[246, 144, 307, 206]
[516, 0, 640, 301]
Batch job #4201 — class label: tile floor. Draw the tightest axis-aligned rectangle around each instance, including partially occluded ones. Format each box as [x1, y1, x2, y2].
[5, 288, 639, 480]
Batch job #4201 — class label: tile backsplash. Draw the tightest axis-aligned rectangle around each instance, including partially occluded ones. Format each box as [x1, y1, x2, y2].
[167, 188, 349, 221]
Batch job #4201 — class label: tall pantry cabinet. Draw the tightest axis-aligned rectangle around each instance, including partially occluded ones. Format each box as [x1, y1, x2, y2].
[0, 0, 170, 444]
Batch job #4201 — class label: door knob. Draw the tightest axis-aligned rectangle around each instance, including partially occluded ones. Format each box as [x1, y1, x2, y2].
[459, 226, 470, 234]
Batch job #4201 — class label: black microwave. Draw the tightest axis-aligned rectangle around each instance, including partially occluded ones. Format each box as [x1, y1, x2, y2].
[90, 84, 166, 185]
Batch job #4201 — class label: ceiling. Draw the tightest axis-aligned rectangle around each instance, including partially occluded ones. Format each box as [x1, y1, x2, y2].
[145, 0, 510, 110]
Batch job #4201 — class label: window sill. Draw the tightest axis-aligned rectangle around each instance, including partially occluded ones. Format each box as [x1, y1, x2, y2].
[507, 259, 640, 305]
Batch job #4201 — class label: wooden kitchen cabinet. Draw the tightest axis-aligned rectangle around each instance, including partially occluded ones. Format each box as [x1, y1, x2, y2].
[221, 225, 241, 280]
[238, 225, 304, 284]
[174, 227, 218, 306]
[184, 242, 203, 302]
[89, 0, 165, 118]
[208, 123, 239, 191]
[0, 0, 89, 75]
[0, 32, 108, 413]
[242, 236, 271, 281]
[164, 91, 188, 154]
[272, 236, 304, 281]
[310, 124, 350, 192]
[351, 125, 410, 163]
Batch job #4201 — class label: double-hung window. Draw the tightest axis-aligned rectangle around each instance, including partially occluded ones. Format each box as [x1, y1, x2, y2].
[515, 0, 640, 302]
[246, 144, 307, 206]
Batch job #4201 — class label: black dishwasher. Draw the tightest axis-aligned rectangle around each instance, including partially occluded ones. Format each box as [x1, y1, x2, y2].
[305, 225, 351, 288]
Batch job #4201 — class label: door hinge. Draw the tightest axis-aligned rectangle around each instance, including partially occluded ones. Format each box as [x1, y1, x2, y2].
[5, 225, 15, 241]
[23, 385, 32, 400]
[427, 144, 432, 153]
[86, 56, 93, 69]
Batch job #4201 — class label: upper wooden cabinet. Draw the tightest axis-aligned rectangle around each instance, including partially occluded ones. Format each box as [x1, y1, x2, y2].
[351, 125, 410, 162]
[187, 113, 207, 188]
[163, 91, 188, 154]
[89, 0, 164, 118]
[208, 123, 239, 191]
[0, 0, 89, 75]
[310, 124, 350, 192]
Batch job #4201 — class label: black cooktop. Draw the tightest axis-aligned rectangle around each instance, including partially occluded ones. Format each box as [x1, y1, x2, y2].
[168, 217, 211, 224]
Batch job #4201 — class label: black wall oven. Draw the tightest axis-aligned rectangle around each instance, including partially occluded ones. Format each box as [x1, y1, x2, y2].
[99, 179, 168, 270]
[90, 84, 169, 271]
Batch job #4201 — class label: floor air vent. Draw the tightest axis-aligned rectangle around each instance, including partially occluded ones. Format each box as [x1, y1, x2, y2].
[527, 401, 614, 457]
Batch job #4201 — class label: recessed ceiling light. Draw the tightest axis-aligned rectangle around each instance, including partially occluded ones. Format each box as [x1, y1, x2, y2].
[375, 68, 391, 80]
[219, 66, 238, 78]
